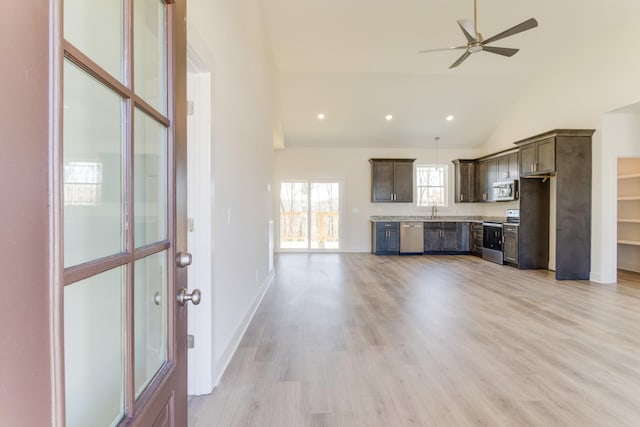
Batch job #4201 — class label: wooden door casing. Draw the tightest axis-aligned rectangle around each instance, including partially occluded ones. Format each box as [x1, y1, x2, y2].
[1, 2, 52, 426]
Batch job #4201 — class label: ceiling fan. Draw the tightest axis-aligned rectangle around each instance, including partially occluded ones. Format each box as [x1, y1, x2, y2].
[419, 0, 538, 68]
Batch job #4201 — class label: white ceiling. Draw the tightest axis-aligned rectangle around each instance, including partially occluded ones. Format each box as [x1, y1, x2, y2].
[259, 0, 640, 148]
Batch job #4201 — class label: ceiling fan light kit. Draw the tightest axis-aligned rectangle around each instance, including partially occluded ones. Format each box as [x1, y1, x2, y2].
[419, 0, 538, 68]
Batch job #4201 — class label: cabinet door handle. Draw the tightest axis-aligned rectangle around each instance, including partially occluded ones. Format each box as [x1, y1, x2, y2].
[460, 194, 464, 201]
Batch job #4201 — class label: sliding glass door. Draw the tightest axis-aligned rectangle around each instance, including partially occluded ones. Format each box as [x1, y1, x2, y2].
[280, 182, 340, 250]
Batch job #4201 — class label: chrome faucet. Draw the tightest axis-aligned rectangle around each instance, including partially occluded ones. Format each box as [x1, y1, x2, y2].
[431, 205, 438, 219]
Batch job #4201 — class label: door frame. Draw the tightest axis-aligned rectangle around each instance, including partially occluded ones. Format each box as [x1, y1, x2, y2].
[49, 0, 189, 425]
[186, 46, 215, 396]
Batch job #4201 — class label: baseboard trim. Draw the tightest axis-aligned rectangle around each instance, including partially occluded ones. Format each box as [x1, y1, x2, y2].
[212, 271, 275, 386]
[590, 270, 617, 283]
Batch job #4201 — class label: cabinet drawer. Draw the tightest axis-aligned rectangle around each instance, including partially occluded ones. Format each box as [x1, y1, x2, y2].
[503, 225, 518, 234]
[423, 222, 442, 229]
[424, 222, 458, 229]
[377, 222, 399, 229]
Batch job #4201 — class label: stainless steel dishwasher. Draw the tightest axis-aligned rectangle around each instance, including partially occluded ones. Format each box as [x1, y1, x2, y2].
[400, 221, 424, 254]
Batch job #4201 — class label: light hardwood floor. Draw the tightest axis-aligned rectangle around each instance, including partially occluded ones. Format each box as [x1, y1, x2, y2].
[189, 254, 640, 427]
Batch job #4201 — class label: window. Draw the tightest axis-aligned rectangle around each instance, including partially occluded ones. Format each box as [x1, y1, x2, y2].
[280, 181, 340, 250]
[64, 161, 103, 207]
[416, 164, 447, 207]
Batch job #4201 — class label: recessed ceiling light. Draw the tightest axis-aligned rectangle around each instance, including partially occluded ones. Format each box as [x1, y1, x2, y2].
[317, 113, 325, 120]
[446, 115, 455, 121]
[385, 114, 393, 121]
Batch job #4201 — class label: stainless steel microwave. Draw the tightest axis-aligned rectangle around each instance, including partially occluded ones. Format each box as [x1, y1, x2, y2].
[493, 180, 518, 201]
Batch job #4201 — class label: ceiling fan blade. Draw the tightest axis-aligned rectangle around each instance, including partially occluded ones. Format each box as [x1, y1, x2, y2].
[449, 51, 471, 69]
[457, 19, 477, 43]
[482, 46, 519, 57]
[483, 18, 538, 45]
[418, 46, 466, 54]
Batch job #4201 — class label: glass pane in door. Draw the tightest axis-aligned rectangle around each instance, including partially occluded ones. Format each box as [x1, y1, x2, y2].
[280, 182, 308, 249]
[64, 268, 125, 427]
[64, 0, 124, 81]
[135, 109, 167, 247]
[63, 60, 124, 267]
[134, 251, 168, 398]
[310, 183, 340, 249]
[134, 0, 167, 114]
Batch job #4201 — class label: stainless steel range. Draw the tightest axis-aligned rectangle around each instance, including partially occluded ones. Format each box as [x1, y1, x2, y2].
[482, 209, 519, 265]
[482, 221, 503, 264]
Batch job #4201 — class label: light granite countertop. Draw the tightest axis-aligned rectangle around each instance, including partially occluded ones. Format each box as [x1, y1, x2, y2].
[370, 216, 508, 223]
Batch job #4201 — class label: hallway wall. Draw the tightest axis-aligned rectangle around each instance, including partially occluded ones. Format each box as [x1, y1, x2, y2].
[187, 0, 279, 384]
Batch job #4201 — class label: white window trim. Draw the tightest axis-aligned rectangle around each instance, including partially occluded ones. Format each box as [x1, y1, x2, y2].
[415, 164, 449, 208]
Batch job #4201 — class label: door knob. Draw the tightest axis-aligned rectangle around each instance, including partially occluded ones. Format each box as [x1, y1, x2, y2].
[176, 252, 192, 268]
[177, 288, 201, 306]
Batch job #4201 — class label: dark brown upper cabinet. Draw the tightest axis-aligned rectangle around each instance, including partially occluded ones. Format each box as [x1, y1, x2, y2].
[370, 159, 415, 203]
[475, 157, 498, 202]
[454, 150, 518, 204]
[497, 151, 519, 181]
[518, 137, 555, 176]
[452, 159, 475, 203]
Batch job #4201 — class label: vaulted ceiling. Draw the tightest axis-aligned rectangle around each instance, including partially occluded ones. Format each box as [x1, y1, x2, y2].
[259, 0, 640, 148]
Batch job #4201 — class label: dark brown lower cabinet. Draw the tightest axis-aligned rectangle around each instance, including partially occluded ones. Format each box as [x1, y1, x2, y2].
[372, 222, 400, 254]
[503, 225, 518, 265]
[470, 223, 483, 257]
[424, 222, 469, 254]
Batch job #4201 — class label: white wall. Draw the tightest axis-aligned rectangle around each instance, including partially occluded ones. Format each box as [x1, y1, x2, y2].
[273, 146, 517, 253]
[480, 17, 640, 283]
[187, 0, 278, 385]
